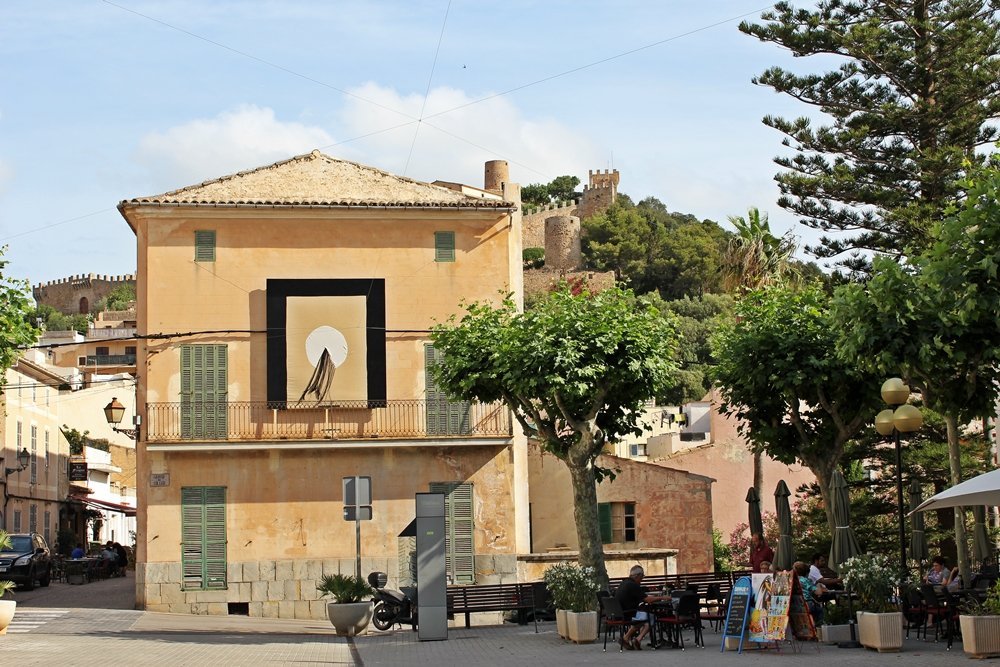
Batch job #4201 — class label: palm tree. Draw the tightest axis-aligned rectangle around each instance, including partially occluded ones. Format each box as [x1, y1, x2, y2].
[721, 208, 798, 293]
[722, 207, 799, 498]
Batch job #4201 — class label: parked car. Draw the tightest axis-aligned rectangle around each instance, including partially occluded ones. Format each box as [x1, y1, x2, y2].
[0, 532, 51, 590]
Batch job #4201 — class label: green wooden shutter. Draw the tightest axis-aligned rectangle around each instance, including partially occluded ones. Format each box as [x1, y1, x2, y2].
[429, 482, 475, 584]
[181, 486, 227, 590]
[598, 503, 612, 544]
[194, 230, 216, 262]
[434, 231, 455, 262]
[180, 344, 228, 439]
[424, 344, 470, 436]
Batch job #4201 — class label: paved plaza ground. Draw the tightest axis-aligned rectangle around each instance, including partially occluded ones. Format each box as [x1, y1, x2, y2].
[0, 575, 987, 665]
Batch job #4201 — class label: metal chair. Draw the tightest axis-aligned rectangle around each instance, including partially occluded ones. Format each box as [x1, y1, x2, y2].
[597, 593, 646, 652]
[655, 593, 703, 649]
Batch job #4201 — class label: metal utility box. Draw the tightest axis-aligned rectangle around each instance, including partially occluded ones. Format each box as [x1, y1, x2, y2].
[415, 492, 447, 641]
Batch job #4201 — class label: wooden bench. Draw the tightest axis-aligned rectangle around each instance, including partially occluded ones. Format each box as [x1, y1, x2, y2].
[447, 582, 541, 632]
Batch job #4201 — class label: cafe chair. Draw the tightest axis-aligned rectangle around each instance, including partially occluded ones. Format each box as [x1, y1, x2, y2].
[918, 583, 946, 641]
[903, 587, 927, 640]
[700, 583, 726, 632]
[597, 593, 646, 653]
[656, 593, 703, 649]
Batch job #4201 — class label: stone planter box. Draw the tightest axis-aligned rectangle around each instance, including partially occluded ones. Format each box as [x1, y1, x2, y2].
[818, 623, 854, 644]
[565, 610, 598, 644]
[556, 609, 568, 639]
[960, 615, 1000, 659]
[0, 600, 15, 635]
[326, 601, 373, 637]
[857, 611, 903, 652]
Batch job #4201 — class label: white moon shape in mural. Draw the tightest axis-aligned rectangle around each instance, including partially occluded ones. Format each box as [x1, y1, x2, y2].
[305, 326, 349, 367]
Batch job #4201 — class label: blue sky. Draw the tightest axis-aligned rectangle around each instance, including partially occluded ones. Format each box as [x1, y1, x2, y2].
[0, 1, 822, 285]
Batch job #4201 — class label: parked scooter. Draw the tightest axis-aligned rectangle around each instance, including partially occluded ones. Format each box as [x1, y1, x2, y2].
[368, 571, 416, 631]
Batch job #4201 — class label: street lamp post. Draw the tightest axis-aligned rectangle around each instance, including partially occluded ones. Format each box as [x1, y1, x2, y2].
[4, 447, 30, 476]
[875, 378, 923, 582]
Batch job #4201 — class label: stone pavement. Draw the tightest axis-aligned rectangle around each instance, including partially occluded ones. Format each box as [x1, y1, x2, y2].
[2, 577, 982, 665]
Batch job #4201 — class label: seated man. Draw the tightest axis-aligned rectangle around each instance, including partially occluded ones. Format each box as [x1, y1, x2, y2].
[614, 565, 668, 650]
[794, 561, 826, 626]
[809, 554, 842, 598]
[70, 543, 85, 559]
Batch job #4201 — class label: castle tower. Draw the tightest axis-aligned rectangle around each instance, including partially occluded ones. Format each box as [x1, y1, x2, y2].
[544, 215, 582, 271]
[484, 160, 509, 194]
[577, 168, 619, 221]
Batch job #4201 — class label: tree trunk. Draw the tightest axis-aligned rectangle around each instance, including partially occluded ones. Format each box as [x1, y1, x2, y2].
[805, 457, 837, 540]
[567, 459, 609, 590]
[944, 414, 971, 587]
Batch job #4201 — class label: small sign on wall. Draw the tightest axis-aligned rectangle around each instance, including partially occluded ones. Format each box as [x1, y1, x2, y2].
[150, 472, 170, 487]
[68, 460, 88, 482]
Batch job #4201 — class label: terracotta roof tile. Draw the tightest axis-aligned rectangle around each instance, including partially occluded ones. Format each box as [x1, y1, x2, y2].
[120, 150, 514, 210]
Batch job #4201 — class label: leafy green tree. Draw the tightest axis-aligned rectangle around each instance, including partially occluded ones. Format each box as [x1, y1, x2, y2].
[32, 303, 89, 335]
[582, 201, 727, 298]
[547, 175, 580, 202]
[521, 183, 551, 208]
[0, 247, 40, 383]
[100, 284, 136, 311]
[711, 285, 882, 533]
[430, 287, 680, 586]
[741, 1, 1000, 272]
[831, 163, 1000, 584]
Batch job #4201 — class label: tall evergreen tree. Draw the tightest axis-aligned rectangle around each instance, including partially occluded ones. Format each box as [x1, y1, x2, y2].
[741, 1, 1000, 272]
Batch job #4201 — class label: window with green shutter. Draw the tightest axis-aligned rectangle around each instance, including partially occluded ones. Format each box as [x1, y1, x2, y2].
[429, 482, 475, 584]
[181, 486, 227, 590]
[194, 230, 216, 262]
[424, 345, 470, 436]
[598, 503, 612, 544]
[180, 344, 229, 439]
[434, 231, 455, 262]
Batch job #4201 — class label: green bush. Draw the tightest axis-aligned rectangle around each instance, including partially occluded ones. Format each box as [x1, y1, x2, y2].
[523, 247, 545, 269]
[543, 562, 599, 613]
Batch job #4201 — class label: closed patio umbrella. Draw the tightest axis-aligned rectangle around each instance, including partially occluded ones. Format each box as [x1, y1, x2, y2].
[773, 480, 794, 571]
[909, 480, 928, 567]
[829, 468, 861, 571]
[972, 505, 992, 565]
[746, 487, 763, 539]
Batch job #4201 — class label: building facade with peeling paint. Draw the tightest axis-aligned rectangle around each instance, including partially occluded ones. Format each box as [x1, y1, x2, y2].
[119, 152, 528, 619]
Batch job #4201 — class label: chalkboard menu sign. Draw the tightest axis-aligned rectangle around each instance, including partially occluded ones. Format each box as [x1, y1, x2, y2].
[720, 576, 752, 653]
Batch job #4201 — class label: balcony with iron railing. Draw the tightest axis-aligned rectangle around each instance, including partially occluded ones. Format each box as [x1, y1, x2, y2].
[145, 399, 513, 442]
[86, 354, 137, 366]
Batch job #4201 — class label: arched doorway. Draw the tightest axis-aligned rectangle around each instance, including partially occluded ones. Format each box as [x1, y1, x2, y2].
[79, 296, 89, 314]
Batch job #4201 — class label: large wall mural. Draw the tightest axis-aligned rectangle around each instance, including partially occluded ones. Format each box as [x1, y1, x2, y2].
[266, 279, 386, 405]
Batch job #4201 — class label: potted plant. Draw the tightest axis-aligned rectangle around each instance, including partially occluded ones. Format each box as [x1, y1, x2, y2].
[316, 573, 374, 637]
[0, 531, 17, 635]
[543, 562, 599, 643]
[960, 580, 1000, 658]
[841, 554, 902, 652]
[817, 597, 853, 644]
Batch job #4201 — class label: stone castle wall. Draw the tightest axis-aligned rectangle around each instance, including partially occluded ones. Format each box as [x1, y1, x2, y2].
[522, 202, 578, 249]
[523, 269, 616, 300]
[33, 273, 136, 315]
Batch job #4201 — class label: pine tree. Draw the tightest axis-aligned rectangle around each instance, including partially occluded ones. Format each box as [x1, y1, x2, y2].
[741, 1, 1000, 272]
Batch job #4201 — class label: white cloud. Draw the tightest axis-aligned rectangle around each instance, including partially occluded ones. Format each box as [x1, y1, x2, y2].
[334, 83, 604, 188]
[135, 105, 335, 190]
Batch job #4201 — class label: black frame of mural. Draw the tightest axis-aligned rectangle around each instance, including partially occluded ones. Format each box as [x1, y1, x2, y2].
[266, 278, 386, 405]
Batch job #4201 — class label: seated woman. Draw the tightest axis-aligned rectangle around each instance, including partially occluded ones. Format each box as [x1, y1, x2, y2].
[944, 566, 961, 592]
[925, 556, 948, 586]
[794, 561, 825, 626]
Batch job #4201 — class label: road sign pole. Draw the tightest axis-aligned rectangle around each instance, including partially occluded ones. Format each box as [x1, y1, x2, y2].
[356, 512, 362, 578]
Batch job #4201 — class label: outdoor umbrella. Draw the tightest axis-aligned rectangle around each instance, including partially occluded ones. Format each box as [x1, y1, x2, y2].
[773, 480, 794, 571]
[908, 479, 928, 566]
[914, 468, 1000, 512]
[746, 487, 764, 538]
[829, 468, 861, 570]
[972, 505, 992, 565]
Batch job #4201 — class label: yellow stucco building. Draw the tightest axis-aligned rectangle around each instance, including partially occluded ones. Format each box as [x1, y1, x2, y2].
[119, 151, 528, 618]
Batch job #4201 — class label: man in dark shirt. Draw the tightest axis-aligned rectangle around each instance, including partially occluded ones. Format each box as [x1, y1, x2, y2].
[614, 565, 667, 650]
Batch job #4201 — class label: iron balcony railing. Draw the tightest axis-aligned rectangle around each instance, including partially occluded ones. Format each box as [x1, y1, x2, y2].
[86, 354, 137, 366]
[145, 399, 513, 442]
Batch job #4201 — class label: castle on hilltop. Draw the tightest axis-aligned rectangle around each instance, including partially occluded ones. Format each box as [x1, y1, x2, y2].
[33, 272, 136, 315]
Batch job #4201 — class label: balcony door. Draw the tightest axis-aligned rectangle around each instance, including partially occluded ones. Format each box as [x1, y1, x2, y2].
[180, 344, 228, 439]
[424, 345, 470, 436]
